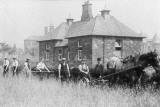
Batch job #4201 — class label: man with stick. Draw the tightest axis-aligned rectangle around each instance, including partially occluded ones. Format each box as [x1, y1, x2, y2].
[3, 57, 9, 77]
[24, 58, 31, 78]
[58, 58, 70, 82]
[12, 57, 19, 76]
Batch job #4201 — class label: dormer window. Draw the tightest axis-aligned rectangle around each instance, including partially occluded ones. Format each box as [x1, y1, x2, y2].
[115, 39, 122, 50]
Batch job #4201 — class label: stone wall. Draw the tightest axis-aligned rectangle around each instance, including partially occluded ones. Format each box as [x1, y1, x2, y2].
[92, 37, 103, 68]
[91, 36, 143, 68]
[53, 46, 68, 68]
[68, 36, 92, 68]
[39, 36, 143, 69]
[39, 40, 57, 67]
[122, 38, 142, 57]
[92, 36, 116, 68]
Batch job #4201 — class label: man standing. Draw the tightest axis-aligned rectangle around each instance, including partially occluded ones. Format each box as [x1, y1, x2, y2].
[94, 58, 104, 78]
[58, 58, 70, 81]
[3, 57, 10, 77]
[24, 58, 31, 78]
[12, 57, 19, 76]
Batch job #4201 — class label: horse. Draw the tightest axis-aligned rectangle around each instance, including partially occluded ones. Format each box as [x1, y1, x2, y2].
[119, 51, 160, 87]
[102, 51, 160, 87]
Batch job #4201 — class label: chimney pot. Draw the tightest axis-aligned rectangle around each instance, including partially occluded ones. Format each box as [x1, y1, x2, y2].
[67, 18, 74, 26]
[101, 9, 110, 18]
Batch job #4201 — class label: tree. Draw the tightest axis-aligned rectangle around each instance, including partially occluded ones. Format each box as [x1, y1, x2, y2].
[0, 43, 12, 52]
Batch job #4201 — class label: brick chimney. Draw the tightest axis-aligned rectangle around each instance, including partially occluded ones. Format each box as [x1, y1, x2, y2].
[81, 0, 93, 21]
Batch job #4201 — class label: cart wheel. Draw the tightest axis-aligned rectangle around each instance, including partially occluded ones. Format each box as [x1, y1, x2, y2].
[79, 77, 90, 87]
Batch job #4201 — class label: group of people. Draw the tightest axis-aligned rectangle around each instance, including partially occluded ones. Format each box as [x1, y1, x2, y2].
[57, 57, 104, 81]
[2, 57, 32, 77]
[2, 57, 20, 77]
[34, 57, 104, 81]
[2, 56, 104, 81]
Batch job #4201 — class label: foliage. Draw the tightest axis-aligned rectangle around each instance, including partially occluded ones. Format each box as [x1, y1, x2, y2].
[0, 43, 17, 55]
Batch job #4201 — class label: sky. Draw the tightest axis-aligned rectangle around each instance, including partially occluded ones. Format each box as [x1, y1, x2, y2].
[0, 0, 159, 48]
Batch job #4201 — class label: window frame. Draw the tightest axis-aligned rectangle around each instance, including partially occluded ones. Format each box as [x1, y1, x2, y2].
[58, 49, 63, 61]
[77, 40, 82, 61]
[46, 43, 50, 50]
[115, 39, 122, 51]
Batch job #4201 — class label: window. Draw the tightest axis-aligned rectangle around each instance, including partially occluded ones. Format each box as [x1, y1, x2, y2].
[45, 52, 49, 60]
[58, 49, 62, 60]
[78, 50, 82, 60]
[78, 40, 82, 60]
[115, 39, 122, 50]
[46, 43, 50, 50]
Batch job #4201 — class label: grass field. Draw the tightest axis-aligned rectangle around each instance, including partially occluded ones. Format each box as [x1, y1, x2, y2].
[0, 73, 160, 107]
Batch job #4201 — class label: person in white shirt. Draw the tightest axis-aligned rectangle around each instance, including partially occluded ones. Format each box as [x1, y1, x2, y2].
[3, 57, 10, 77]
[23, 58, 31, 78]
[36, 58, 50, 72]
[12, 57, 19, 76]
[58, 58, 70, 81]
[78, 59, 90, 80]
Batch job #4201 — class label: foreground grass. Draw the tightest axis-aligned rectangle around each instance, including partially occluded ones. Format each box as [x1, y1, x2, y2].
[0, 75, 159, 107]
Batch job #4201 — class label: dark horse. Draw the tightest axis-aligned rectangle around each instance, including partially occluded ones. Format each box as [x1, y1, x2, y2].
[104, 51, 160, 87]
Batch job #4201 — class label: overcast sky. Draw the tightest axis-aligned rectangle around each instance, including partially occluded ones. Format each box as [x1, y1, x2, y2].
[0, 0, 159, 48]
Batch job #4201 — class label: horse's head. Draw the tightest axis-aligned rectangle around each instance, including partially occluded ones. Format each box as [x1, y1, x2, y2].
[138, 51, 159, 68]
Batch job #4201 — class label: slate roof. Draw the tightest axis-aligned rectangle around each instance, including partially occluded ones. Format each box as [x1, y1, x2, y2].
[67, 14, 145, 38]
[38, 22, 70, 41]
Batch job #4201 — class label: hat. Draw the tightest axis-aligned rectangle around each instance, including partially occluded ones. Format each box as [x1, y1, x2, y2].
[97, 58, 101, 61]
[62, 58, 66, 61]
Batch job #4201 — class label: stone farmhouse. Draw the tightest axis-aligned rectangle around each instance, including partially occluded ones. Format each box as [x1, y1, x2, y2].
[38, 1, 145, 68]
